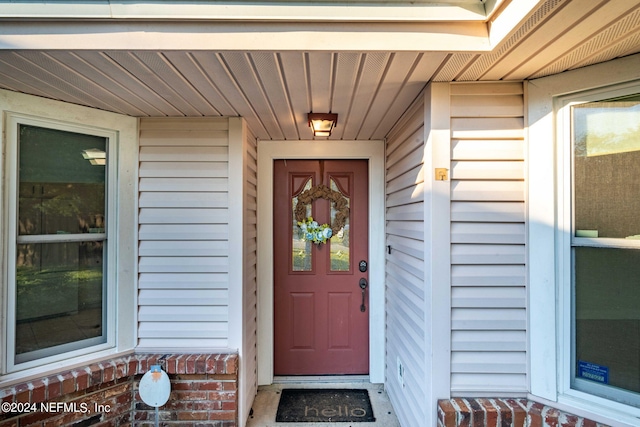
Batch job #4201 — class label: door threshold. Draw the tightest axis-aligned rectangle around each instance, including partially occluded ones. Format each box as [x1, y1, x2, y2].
[274, 375, 370, 384]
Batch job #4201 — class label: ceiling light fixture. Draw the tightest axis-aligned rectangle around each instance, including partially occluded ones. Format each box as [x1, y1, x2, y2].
[308, 112, 338, 137]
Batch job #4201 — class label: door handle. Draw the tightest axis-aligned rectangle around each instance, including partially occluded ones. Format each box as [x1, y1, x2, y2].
[359, 278, 368, 312]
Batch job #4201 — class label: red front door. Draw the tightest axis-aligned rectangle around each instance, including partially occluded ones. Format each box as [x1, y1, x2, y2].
[273, 159, 369, 375]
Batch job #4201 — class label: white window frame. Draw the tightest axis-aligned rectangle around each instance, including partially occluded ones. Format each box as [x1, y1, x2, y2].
[1, 91, 137, 381]
[558, 83, 640, 408]
[557, 84, 640, 415]
[5, 114, 117, 372]
[528, 54, 640, 426]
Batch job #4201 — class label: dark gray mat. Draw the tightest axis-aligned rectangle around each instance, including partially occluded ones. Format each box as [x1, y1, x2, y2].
[275, 388, 375, 423]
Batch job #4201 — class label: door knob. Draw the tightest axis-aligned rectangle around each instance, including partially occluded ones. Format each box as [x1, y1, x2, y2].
[359, 278, 368, 312]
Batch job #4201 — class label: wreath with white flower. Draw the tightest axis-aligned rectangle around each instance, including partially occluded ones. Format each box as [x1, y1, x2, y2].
[297, 217, 333, 244]
[295, 184, 349, 245]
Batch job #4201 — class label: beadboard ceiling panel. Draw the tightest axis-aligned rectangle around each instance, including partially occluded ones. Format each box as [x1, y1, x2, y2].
[0, 0, 639, 140]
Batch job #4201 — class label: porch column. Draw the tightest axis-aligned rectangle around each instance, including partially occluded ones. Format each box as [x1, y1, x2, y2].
[423, 82, 452, 424]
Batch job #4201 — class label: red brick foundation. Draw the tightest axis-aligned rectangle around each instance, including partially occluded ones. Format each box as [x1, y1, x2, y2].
[0, 353, 238, 427]
[438, 398, 609, 427]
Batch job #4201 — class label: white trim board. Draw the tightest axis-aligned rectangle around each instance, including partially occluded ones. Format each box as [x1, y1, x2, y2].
[256, 140, 385, 385]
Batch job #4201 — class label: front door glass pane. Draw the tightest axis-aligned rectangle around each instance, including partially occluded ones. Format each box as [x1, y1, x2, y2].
[292, 178, 313, 271]
[330, 178, 350, 271]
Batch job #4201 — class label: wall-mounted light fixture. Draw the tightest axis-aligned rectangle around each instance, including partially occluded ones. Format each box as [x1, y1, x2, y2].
[308, 112, 338, 137]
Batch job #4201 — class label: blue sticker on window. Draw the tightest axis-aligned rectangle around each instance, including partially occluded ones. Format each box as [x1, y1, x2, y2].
[578, 360, 609, 384]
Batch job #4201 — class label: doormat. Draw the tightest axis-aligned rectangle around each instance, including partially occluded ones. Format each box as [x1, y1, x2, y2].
[275, 388, 375, 423]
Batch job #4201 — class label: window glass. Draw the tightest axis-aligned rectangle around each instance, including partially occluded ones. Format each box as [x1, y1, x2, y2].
[18, 125, 106, 236]
[573, 98, 640, 239]
[15, 124, 107, 363]
[571, 95, 640, 406]
[292, 178, 313, 271]
[16, 242, 104, 358]
[574, 247, 640, 397]
[329, 178, 350, 271]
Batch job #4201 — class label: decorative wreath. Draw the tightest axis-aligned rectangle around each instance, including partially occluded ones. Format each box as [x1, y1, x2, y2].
[295, 184, 349, 236]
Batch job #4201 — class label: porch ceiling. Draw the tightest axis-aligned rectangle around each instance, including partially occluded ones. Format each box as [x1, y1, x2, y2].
[1, 0, 639, 140]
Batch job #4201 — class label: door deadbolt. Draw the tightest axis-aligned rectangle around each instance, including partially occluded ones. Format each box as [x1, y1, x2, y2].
[359, 260, 367, 273]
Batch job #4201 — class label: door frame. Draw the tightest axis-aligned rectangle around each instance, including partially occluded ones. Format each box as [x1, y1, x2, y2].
[257, 139, 385, 385]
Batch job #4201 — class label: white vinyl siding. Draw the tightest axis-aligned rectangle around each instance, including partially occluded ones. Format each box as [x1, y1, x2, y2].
[137, 118, 230, 349]
[449, 82, 527, 393]
[385, 96, 427, 427]
[241, 125, 258, 426]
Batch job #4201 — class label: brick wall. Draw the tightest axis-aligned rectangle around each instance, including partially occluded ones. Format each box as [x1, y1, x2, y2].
[0, 353, 238, 427]
[438, 398, 610, 427]
[135, 356, 238, 426]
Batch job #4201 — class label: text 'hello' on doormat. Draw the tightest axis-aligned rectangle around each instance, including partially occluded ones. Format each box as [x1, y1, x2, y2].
[275, 388, 375, 423]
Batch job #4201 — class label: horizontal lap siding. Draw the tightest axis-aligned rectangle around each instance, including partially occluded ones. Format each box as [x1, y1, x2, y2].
[449, 83, 527, 393]
[242, 127, 259, 425]
[138, 118, 230, 349]
[385, 97, 427, 427]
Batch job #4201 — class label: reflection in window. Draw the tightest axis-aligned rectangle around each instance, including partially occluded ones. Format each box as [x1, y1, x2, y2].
[15, 124, 107, 363]
[573, 98, 640, 239]
[571, 94, 640, 406]
[574, 247, 640, 395]
[292, 178, 313, 271]
[330, 178, 350, 271]
[19, 125, 106, 236]
[16, 242, 104, 357]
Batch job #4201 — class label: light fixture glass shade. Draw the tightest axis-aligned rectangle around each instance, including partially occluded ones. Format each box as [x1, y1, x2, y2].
[308, 113, 338, 137]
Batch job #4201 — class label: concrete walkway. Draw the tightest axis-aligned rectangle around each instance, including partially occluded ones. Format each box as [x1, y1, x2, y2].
[246, 381, 401, 427]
